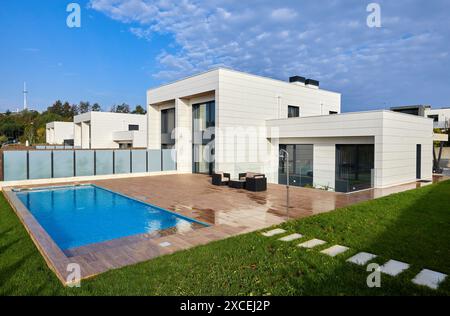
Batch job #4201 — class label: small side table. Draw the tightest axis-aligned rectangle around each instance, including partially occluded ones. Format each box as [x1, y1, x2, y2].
[229, 179, 246, 189]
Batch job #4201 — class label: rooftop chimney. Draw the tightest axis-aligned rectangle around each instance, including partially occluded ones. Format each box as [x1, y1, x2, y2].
[289, 76, 306, 86]
[306, 79, 319, 89]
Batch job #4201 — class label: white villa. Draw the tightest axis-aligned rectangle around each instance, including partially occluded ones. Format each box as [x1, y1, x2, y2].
[146, 68, 436, 192]
[46, 112, 147, 149]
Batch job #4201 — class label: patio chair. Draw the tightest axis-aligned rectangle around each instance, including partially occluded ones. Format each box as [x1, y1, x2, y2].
[239, 172, 267, 192]
[212, 172, 231, 186]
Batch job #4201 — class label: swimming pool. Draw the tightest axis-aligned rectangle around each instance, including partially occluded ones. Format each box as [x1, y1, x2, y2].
[16, 185, 207, 250]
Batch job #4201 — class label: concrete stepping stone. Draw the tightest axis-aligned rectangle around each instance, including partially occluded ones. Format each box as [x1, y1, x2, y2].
[262, 228, 286, 237]
[380, 260, 410, 276]
[159, 242, 172, 248]
[412, 269, 447, 290]
[321, 245, 349, 257]
[279, 233, 303, 242]
[298, 239, 326, 249]
[347, 252, 377, 266]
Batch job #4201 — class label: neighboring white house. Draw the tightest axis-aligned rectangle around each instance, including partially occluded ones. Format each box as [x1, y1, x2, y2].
[72, 112, 148, 149]
[46, 122, 74, 145]
[425, 107, 450, 129]
[147, 67, 434, 192]
[391, 105, 450, 130]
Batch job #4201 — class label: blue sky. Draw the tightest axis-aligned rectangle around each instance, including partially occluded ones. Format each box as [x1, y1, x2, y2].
[1, 0, 449, 113]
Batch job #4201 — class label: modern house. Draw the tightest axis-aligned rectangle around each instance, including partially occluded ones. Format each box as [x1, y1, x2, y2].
[391, 105, 450, 130]
[46, 112, 148, 149]
[72, 112, 147, 149]
[147, 68, 434, 192]
[45, 121, 74, 146]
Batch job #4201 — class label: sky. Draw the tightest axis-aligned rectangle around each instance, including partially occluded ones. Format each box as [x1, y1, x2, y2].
[0, 0, 449, 113]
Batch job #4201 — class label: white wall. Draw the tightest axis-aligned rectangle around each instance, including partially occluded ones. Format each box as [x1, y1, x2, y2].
[74, 112, 147, 149]
[45, 122, 74, 145]
[146, 68, 341, 177]
[267, 111, 433, 189]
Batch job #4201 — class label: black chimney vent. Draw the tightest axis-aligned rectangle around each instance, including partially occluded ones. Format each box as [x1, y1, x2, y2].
[305, 79, 319, 87]
[289, 76, 306, 83]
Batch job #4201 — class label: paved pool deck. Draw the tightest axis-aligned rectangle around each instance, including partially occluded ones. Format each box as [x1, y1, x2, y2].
[3, 174, 446, 285]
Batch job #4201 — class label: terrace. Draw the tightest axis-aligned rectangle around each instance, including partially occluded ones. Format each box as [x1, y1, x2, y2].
[3, 173, 445, 285]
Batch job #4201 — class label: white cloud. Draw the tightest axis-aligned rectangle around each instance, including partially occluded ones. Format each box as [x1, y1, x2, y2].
[89, 0, 450, 110]
[270, 8, 298, 21]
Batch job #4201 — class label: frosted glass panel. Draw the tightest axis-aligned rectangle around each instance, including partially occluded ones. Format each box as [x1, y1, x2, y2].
[148, 150, 161, 172]
[4, 151, 27, 181]
[131, 150, 147, 173]
[114, 150, 131, 174]
[53, 151, 74, 178]
[162, 149, 176, 171]
[29, 151, 52, 180]
[96, 150, 113, 175]
[75, 151, 94, 176]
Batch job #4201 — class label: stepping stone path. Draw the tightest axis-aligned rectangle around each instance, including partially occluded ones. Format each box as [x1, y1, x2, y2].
[159, 242, 172, 248]
[262, 228, 447, 290]
[279, 233, 303, 242]
[412, 269, 447, 290]
[380, 260, 410, 276]
[262, 228, 286, 237]
[347, 252, 377, 266]
[298, 239, 326, 249]
[321, 245, 349, 257]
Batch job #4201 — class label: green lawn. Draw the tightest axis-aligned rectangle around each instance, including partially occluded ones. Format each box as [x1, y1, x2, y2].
[1, 181, 449, 296]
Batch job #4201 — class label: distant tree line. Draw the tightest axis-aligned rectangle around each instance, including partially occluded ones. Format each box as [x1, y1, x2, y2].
[0, 101, 147, 145]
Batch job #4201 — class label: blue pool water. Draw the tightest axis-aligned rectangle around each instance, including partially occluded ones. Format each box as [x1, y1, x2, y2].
[16, 185, 206, 250]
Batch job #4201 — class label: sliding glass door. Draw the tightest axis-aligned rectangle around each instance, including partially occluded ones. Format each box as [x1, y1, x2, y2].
[279, 144, 314, 187]
[335, 144, 374, 192]
[192, 101, 215, 174]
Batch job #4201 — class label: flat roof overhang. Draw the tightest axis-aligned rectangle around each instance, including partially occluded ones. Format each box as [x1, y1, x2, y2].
[266, 110, 433, 139]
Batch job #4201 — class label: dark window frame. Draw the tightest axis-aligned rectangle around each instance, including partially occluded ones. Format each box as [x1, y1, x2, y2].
[288, 105, 300, 118]
[128, 124, 139, 131]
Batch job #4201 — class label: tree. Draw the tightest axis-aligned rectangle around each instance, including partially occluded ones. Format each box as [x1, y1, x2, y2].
[79, 101, 91, 114]
[132, 105, 147, 115]
[92, 103, 102, 112]
[111, 103, 130, 113]
[23, 124, 35, 145]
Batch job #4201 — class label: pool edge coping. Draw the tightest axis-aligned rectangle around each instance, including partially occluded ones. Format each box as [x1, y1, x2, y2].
[2, 183, 229, 286]
[3, 188, 72, 286]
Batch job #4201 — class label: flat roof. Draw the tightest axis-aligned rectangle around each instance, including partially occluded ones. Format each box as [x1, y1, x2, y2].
[147, 67, 340, 95]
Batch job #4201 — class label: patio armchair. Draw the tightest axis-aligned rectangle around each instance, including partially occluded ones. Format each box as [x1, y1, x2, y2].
[212, 172, 231, 186]
[239, 172, 267, 192]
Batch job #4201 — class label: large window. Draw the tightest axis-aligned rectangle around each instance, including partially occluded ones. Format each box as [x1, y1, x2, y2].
[192, 101, 215, 174]
[288, 106, 300, 118]
[279, 144, 313, 187]
[335, 144, 374, 193]
[161, 108, 175, 146]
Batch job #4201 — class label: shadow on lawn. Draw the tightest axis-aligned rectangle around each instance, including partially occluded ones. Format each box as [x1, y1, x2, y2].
[281, 180, 450, 295]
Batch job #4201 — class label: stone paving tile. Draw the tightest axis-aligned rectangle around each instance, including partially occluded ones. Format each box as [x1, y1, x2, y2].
[297, 239, 326, 249]
[346, 252, 377, 266]
[412, 269, 447, 290]
[380, 260, 410, 276]
[262, 228, 286, 237]
[321, 245, 350, 257]
[279, 233, 303, 242]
